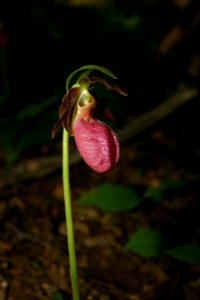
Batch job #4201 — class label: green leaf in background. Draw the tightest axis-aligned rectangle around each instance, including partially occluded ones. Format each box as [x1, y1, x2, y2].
[51, 291, 64, 300]
[143, 186, 164, 203]
[125, 227, 168, 258]
[15, 111, 57, 154]
[0, 93, 61, 164]
[0, 110, 58, 164]
[78, 182, 143, 212]
[166, 244, 200, 263]
[16, 94, 60, 120]
[143, 179, 187, 203]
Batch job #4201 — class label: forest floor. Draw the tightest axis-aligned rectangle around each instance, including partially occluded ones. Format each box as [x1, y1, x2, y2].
[0, 95, 200, 300]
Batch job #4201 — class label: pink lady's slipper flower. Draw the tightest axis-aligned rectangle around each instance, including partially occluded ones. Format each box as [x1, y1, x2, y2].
[51, 71, 127, 173]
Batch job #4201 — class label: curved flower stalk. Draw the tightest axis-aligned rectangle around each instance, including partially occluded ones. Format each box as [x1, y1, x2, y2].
[52, 69, 128, 173]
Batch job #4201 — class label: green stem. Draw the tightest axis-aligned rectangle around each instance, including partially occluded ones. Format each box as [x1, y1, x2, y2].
[62, 128, 80, 300]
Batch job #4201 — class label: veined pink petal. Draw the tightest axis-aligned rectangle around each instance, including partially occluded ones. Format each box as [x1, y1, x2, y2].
[74, 119, 120, 173]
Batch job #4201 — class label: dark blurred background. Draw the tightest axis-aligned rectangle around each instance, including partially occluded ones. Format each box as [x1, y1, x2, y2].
[0, 2, 200, 299]
[0, 0, 199, 166]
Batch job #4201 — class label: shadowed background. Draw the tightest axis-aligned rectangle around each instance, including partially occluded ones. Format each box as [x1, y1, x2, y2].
[0, 1, 200, 299]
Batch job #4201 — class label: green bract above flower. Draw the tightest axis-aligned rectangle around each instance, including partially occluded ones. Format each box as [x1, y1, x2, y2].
[51, 66, 127, 138]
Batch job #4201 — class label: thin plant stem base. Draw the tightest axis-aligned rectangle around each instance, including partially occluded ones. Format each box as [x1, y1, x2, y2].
[62, 129, 80, 300]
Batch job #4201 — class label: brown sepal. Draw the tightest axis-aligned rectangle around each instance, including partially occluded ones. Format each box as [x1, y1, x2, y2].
[88, 76, 128, 97]
[51, 87, 80, 138]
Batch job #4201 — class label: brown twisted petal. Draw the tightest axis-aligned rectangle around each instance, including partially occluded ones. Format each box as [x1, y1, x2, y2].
[51, 87, 81, 138]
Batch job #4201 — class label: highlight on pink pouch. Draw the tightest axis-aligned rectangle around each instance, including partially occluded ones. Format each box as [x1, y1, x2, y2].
[51, 65, 128, 173]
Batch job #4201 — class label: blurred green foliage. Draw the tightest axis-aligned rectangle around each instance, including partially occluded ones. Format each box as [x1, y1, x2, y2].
[125, 227, 168, 258]
[143, 179, 187, 203]
[78, 179, 200, 263]
[166, 244, 200, 263]
[0, 94, 60, 163]
[78, 182, 143, 212]
[52, 291, 65, 300]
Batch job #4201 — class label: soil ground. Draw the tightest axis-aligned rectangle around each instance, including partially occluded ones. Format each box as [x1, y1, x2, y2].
[0, 98, 200, 300]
